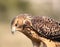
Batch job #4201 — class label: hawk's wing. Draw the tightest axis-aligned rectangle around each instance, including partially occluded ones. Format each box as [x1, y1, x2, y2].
[31, 16, 60, 41]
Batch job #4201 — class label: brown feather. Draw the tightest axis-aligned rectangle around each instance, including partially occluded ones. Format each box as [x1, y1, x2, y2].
[31, 16, 60, 41]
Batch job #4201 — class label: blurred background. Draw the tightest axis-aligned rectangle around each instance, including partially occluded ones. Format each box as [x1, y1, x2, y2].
[0, 0, 60, 47]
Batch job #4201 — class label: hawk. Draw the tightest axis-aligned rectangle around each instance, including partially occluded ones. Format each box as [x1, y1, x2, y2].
[11, 14, 60, 47]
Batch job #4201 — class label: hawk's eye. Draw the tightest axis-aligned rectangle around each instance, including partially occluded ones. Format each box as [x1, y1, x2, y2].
[15, 24, 17, 26]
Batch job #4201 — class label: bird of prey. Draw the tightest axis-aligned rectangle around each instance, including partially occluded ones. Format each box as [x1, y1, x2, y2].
[11, 14, 60, 47]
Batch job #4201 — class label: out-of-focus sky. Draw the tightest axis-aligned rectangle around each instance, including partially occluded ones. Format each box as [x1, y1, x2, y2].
[0, 0, 60, 47]
[0, 0, 60, 23]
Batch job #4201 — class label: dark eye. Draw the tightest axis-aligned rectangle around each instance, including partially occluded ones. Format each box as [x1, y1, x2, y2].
[15, 24, 17, 26]
[59, 23, 60, 25]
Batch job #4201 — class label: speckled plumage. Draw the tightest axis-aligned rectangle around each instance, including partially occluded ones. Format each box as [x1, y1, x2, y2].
[31, 16, 60, 41]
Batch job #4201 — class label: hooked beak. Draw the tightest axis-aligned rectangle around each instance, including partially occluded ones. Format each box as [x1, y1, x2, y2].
[11, 27, 16, 34]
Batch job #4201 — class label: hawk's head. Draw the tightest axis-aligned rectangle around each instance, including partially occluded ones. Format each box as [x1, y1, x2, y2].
[11, 14, 32, 34]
